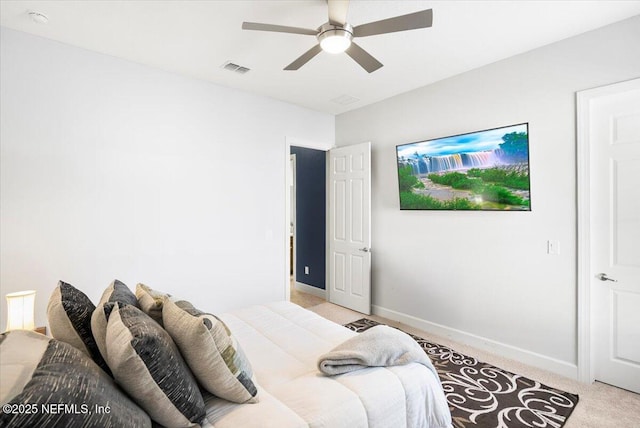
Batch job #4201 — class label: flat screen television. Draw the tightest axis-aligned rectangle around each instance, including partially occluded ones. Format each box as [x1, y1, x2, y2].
[396, 123, 531, 211]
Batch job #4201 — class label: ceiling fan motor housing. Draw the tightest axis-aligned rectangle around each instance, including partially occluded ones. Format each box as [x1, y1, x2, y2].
[317, 22, 353, 53]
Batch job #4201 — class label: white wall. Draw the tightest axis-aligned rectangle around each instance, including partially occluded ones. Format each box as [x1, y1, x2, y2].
[0, 28, 334, 332]
[336, 16, 640, 375]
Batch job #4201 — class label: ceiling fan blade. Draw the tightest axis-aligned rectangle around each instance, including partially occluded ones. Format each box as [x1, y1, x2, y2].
[327, 0, 350, 26]
[284, 44, 323, 70]
[353, 9, 433, 38]
[242, 22, 317, 36]
[345, 42, 383, 73]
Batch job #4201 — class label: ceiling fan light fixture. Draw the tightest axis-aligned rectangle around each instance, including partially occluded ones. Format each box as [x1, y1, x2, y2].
[320, 34, 351, 53]
[317, 23, 353, 54]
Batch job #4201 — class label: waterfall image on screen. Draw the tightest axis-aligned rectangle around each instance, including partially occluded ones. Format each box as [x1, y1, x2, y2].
[396, 123, 531, 211]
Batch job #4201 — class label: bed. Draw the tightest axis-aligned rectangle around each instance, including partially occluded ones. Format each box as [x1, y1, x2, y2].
[1, 281, 452, 428]
[205, 301, 452, 427]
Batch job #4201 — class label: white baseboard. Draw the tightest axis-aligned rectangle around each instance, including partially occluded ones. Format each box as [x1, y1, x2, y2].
[295, 282, 327, 299]
[372, 304, 578, 380]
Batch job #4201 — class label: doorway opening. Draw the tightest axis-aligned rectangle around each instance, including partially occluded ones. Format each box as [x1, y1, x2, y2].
[285, 138, 330, 307]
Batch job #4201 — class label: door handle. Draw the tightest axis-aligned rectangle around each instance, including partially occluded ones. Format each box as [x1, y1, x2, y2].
[359, 247, 370, 253]
[596, 273, 617, 282]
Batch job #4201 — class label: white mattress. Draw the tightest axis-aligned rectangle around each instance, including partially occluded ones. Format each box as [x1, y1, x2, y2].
[202, 301, 452, 428]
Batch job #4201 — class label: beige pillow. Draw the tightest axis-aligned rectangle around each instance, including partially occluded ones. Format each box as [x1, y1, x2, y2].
[106, 302, 205, 427]
[90, 280, 139, 360]
[47, 281, 111, 374]
[135, 283, 169, 326]
[163, 298, 259, 404]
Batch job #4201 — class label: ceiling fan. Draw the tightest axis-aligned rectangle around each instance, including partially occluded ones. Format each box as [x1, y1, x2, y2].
[241, 0, 433, 73]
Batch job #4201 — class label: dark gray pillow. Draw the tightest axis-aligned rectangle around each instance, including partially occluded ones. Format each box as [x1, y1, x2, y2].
[46, 280, 111, 375]
[100, 279, 139, 307]
[91, 280, 139, 360]
[0, 330, 150, 427]
[105, 302, 205, 427]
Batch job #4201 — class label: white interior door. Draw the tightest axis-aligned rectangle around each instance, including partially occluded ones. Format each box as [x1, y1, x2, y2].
[328, 142, 371, 314]
[590, 79, 640, 393]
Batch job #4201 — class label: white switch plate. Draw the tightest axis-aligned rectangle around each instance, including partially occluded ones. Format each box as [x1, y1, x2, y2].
[547, 240, 560, 255]
[304, 266, 309, 275]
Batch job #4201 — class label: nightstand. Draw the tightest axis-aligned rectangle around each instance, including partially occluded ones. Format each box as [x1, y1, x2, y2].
[34, 326, 47, 335]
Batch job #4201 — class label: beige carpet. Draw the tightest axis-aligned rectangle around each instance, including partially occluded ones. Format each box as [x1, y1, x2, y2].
[289, 285, 325, 308]
[303, 301, 640, 428]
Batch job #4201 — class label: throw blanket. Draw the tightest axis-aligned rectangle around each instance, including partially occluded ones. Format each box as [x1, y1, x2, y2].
[317, 325, 438, 378]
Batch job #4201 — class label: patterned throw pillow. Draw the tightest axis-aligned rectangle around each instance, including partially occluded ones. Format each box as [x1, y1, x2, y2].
[135, 283, 169, 326]
[163, 298, 259, 404]
[0, 330, 151, 427]
[105, 302, 205, 427]
[47, 280, 111, 374]
[91, 279, 139, 360]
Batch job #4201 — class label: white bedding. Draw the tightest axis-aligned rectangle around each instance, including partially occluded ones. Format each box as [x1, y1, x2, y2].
[202, 301, 452, 428]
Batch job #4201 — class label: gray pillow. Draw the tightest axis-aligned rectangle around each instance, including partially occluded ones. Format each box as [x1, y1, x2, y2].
[163, 298, 259, 404]
[106, 302, 205, 427]
[0, 330, 150, 427]
[91, 279, 139, 360]
[46, 280, 111, 375]
[135, 283, 169, 326]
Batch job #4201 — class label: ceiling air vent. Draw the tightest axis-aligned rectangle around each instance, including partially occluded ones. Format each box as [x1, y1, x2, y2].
[221, 61, 250, 74]
[331, 94, 360, 106]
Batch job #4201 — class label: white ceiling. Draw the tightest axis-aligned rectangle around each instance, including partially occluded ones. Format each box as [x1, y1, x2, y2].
[2, 1, 639, 115]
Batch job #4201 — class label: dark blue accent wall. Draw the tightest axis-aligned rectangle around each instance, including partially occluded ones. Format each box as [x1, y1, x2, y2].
[291, 146, 326, 290]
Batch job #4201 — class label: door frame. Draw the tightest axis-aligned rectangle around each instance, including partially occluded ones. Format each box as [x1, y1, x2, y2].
[284, 137, 333, 301]
[576, 78, 639, 384]
[290, 153, 297, 288]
